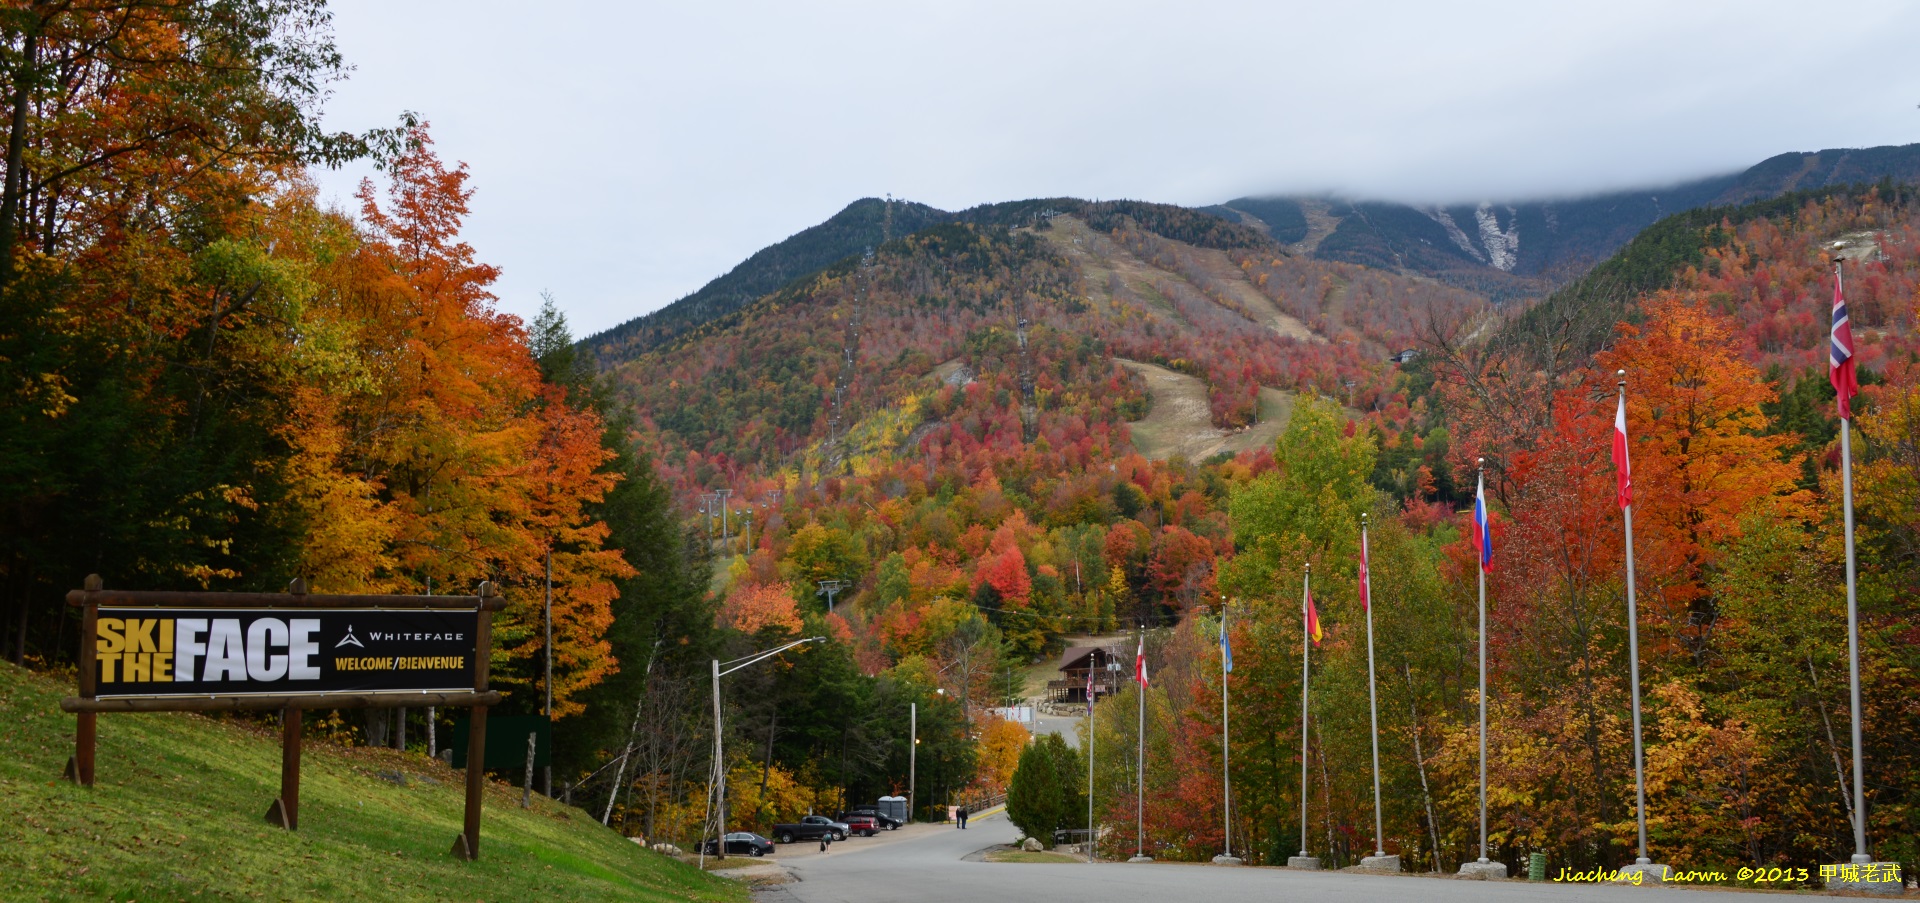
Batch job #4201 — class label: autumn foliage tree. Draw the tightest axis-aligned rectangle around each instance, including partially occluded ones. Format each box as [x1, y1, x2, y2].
[1597, 291, 1808, 658]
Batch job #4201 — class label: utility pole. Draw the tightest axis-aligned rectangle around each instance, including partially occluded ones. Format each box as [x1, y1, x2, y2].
[716, 489, 733, 542]
[701, 637, 825, 867]
[544, 543, 553, 798]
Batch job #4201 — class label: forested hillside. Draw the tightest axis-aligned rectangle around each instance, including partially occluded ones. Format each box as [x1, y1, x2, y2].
[3, 3, 1914, 884]
[607, 182, 1920, 878]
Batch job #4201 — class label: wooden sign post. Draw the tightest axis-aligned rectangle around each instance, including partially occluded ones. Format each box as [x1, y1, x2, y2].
[62, 576, 504, 860]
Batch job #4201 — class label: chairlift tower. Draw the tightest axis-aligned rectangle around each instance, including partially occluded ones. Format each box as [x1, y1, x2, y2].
[817, 579, 849, 613]
[699, 492, 718, 540]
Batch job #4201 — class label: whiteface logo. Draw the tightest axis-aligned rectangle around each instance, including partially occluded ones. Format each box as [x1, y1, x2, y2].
[335, 625, 365, 649]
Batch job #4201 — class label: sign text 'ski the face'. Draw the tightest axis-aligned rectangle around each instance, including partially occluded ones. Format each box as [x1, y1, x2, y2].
[92, 609, 477, 698]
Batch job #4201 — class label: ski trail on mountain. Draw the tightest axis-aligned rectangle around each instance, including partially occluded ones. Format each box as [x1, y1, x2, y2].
[1116, 359, 1293, 462]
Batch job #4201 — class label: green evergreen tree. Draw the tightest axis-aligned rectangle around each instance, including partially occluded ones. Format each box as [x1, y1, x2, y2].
[1008, 738, 1064, 843]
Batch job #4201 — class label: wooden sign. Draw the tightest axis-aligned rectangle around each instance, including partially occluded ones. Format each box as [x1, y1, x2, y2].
[92, 608, 476, 699]
[61, 576, 505, 861]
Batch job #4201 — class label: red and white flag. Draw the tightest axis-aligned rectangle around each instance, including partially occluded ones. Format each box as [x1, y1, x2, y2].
[1612, 390, 1632, 509]
[1358, 528, 1372, 613]
[1831, 270, 1859, 420]
[1136, 637, 1149, 687]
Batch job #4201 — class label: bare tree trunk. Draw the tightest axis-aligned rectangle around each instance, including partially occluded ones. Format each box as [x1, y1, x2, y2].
[0, 25, 36, 288]
[1808, 657, 1854, 827]
[760, 710, 777, 802]
[1405, 663, 1442, 871]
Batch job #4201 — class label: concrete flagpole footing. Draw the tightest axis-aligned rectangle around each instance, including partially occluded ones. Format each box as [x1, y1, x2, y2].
[1615, 861, 1670, 884]
[1127, 854, 1155, 863]
[1457, 859, 1508, 879]
[1211, 854, 1243, 866]
[1359, 854, 1401, 872]
[1823, 861, 1904, 895]
[1287, 855, 1322, 870]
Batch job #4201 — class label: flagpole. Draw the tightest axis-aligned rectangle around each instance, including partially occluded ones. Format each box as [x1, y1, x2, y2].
[1289, 563, 1319, 870]
[1131, 624, 1151, 863]
[1818, 252, 1889, 892]
[1456, 459, 1505, 878]
[1477, 462, 1487, 865]
[1835, 258, 1868, 866]
[1215, 598, 1240, 865]
[1088, 665, 1096, 864]
[1362, 514, 1388, 868]
[1617, 372, 1665, 883]
[1841, 411, 1866, 864]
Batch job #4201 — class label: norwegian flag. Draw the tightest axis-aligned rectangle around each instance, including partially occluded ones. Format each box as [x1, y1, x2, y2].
[1613, 389, 1632, 509]
[1831, 269, 1859, 420]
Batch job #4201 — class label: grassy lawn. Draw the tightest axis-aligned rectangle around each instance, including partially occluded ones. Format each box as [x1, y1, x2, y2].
[985, 849, 1084, 864]
[0, 661, 742, 903]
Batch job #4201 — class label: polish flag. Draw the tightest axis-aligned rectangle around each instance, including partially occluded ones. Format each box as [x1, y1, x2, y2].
[1613, 390, 1632, 510]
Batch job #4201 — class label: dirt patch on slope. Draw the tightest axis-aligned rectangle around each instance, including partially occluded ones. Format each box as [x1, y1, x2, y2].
[1292, 199, 1342, 256]
[1117, 359, 1292, 462]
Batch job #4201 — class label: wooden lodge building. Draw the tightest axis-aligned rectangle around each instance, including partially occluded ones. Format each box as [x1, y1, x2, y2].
[1047, 645, 1128, 703]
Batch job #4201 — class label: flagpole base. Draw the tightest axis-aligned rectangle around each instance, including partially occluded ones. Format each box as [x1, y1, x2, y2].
[1287, 855, 1322, 870]
[1212, 854, 1243, 866]
[1127, 854, 1154, 863]
[1359, 854, 1401, 872]
[1615, 861, 1669, 884]
[1823, 862, 1903, 895]
[1457, 859, 1508, 880]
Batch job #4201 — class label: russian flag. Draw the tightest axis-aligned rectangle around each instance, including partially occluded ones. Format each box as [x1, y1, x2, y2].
[1473, 470, 1493, 573]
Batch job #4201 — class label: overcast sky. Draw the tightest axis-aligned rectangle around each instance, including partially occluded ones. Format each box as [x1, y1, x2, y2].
[311, 0, 1920, 337]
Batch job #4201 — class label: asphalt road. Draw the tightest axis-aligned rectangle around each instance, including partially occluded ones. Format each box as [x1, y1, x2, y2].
[755, 808, 1801, 903]
[1030, 710, 1080, 739]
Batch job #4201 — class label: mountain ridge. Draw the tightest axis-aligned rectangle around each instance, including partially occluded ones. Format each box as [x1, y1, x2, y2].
[587, 142, 1920, 369]
[1212, 142, 1920, 297]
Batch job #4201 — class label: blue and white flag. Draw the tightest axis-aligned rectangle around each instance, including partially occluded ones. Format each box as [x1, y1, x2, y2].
[1220, 607, 1233, 674]
[1473, 470, 1493, 573]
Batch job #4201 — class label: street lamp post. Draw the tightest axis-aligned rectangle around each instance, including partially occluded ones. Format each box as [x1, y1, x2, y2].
[909, 702, 918, 824]
[702, 636, 825, 867]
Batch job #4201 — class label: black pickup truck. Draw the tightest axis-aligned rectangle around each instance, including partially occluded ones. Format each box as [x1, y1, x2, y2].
[771, 815, 848, 844]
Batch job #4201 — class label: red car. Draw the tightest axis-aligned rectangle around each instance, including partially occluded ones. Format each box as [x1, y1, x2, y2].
[841, 814, 880, 837]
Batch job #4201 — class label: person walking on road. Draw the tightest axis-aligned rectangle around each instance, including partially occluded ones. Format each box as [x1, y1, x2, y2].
[959, 805, 969, 829]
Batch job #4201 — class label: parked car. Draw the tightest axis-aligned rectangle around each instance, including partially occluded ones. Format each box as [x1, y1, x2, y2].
[840, 814, 880, 837]
[837, 807, 902, 830]
[771, 815, 848, 844]
[698, 832, 775, 857]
